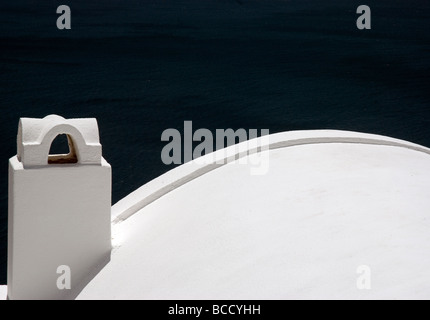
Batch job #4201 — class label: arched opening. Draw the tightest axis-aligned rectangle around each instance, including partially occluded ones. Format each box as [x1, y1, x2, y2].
[48, 134, 78, 164]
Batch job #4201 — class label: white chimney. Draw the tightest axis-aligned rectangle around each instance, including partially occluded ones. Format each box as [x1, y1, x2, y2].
[8, 115, 111, 300]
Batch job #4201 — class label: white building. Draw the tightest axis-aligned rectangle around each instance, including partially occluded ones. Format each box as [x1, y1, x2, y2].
[2, 116, 430, 300]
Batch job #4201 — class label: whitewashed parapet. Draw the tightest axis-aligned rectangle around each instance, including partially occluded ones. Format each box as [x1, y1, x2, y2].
[8, 115, 111, 300]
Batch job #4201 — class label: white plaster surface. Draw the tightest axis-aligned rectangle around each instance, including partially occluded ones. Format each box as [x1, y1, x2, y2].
[78, 132, 430, 300]
[0, 286, 7, 300]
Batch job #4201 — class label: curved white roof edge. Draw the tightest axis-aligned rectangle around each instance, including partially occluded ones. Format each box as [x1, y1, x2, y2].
[111, 129, 430, 225]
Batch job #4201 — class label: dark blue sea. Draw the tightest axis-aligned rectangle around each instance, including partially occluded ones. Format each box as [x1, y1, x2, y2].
[0, 0, 429, 284]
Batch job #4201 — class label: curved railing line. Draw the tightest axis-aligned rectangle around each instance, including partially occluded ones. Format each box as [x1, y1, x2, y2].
[111, 130, 430, 225]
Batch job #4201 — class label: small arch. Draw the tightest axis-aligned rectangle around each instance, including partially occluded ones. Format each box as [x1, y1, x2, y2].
[48, 134, 78, 164]
[17, 116, 102, 167]
[41, 124, 87, 165]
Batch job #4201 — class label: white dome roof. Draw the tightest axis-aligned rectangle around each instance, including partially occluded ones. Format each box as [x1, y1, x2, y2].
[74, 130, 430, 300]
